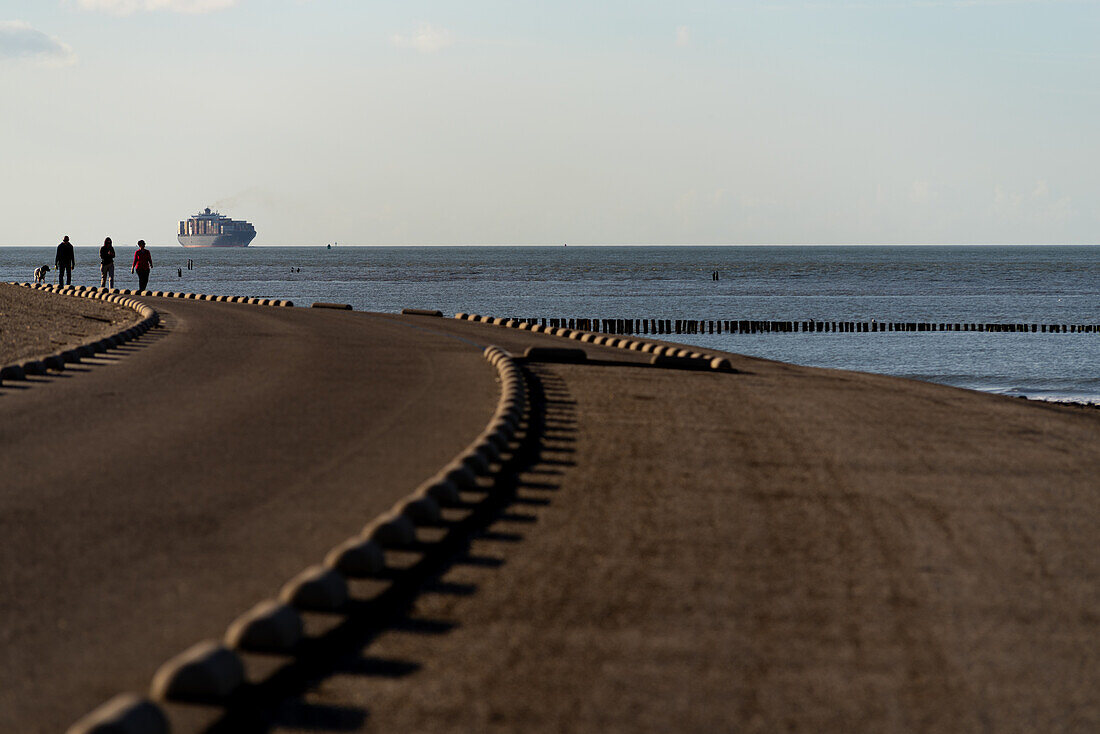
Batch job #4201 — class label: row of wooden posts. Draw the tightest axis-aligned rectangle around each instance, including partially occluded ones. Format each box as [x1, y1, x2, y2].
[508, 318, 1100, 335]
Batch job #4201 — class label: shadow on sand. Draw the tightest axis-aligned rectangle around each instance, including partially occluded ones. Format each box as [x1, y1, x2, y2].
[0, 318, 172, 396]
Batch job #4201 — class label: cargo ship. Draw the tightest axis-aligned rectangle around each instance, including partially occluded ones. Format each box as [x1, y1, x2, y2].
[177, 208, 256, 247]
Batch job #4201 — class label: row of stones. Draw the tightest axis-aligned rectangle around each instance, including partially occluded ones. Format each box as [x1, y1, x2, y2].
[15, 281, 295, 308]
[454, 312, 733, 372]
[0, 284, 160, 385]
[67, 343, 528, 734]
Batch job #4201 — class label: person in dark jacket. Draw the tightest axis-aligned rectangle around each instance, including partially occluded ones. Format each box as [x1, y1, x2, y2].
[131, 240, 152, 292]
[55, 236, 75, 285]
[99, 237, 115, 289]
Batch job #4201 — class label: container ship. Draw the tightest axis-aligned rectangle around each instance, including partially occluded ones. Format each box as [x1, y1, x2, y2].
[177, 208, 256, 247]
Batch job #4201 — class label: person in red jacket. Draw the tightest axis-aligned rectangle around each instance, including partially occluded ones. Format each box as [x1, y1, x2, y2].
[131, 240, 153, 292]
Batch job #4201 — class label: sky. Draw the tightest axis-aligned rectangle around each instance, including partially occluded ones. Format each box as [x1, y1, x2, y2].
[0, 1, 1097, 246]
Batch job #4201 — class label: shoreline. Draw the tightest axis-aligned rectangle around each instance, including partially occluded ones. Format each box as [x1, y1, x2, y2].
[2, 246, 1096, 409]
[1018, 393, 1100, 410]
[6, 243, 1100, 248]
[3, 279, 1098, 406]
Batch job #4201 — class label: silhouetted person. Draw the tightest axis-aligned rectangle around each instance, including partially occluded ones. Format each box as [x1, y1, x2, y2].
[55, 236, 75, 285]
[178, 267, 182, 277]
[99, 237, 115, 288]
[132, 240, 152, 292]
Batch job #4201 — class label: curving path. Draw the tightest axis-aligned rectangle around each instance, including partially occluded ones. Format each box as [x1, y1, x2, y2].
[6, 300, 1100, 732]
[0, 299, 498, 732]
[268, 316, 1100, 734]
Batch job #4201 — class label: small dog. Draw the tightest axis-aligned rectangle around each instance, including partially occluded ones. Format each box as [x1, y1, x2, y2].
[33, 265, 51, 283]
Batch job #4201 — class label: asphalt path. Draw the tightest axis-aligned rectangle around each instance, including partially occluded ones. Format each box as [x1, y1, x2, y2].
[7, 303, 1100, 732]
[268, 318, 1100, 734]
[0, 299, 498, 732]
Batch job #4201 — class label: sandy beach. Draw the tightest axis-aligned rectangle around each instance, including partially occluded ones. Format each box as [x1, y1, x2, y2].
[2, 288, 1100, 732]
[0, 284, 141, 365]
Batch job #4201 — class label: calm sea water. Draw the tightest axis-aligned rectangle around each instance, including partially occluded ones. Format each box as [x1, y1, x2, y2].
[4, 245, 1099, 404]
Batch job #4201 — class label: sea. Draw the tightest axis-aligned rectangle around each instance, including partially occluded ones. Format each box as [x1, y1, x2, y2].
[4, 245, 1099, 405]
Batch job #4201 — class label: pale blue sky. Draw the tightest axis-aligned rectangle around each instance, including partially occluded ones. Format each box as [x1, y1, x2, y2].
[1, 0, 1097, 245]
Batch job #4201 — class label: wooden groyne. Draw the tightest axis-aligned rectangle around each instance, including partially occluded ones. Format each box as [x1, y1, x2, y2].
[496, 318, 1100, 335]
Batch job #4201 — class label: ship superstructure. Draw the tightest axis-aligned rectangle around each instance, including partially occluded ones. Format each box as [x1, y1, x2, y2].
[178, 208, 256, 248]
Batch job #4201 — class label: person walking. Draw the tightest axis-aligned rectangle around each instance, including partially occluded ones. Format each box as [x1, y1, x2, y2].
[99, 237, 115, 289]
[55, 236, 75, 285]
[131, 240, 153, 292]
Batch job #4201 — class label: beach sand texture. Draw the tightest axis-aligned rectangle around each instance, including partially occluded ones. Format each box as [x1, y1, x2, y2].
[0, 283, 140, 365]
[2, 293, 1100, 732]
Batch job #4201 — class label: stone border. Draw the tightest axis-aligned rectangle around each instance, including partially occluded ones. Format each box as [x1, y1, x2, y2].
[453, 312, 734, 372]
[140, 288, 293, 307]
[66, 343, 527, 733]
[1, 282, 296, 387]
[11, 282, 294, 308]
[0, 283, 161, 386]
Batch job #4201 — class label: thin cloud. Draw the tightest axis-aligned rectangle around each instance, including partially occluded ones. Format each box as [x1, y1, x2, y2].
[0, 20, 77, 66]
[391, 23, 454, 53]
[76, 0, 238, 15]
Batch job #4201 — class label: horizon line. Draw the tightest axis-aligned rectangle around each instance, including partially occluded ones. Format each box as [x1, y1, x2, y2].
[3, 242, 1100, 248]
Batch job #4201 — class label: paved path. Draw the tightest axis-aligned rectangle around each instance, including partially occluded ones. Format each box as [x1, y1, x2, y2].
[271, 318, 1100, 734]
[6, 302, 1100, 732]
[0, 299, 498, 732]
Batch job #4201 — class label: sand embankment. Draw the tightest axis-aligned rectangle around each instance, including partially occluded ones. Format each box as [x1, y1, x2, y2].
[0, 283, 141, 365]
[3, 293, 1100, 732]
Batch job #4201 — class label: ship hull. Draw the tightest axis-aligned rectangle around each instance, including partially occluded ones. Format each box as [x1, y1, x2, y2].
[177, 232, 256, 248]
